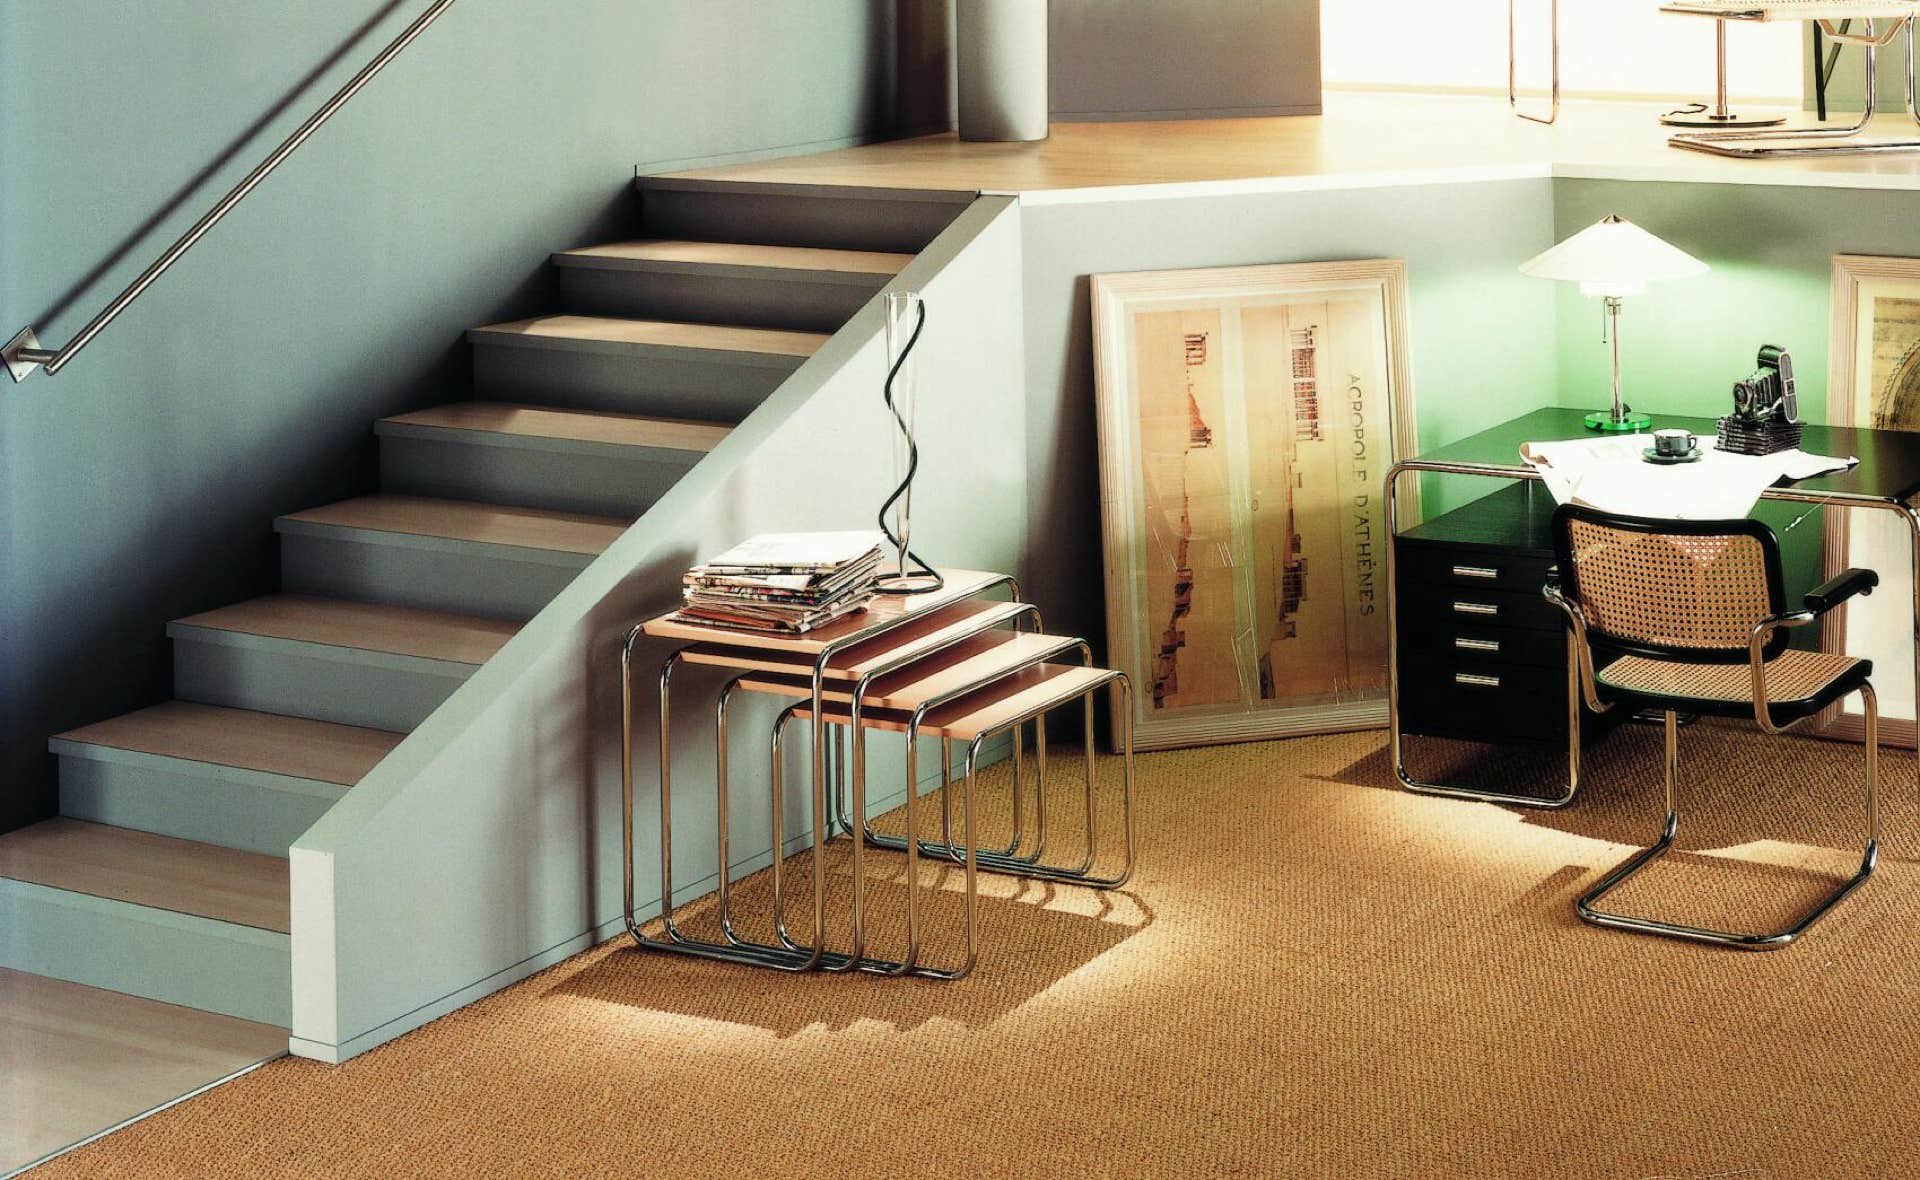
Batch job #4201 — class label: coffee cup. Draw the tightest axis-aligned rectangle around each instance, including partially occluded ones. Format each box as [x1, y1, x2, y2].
[1653, 429, 1696, 458]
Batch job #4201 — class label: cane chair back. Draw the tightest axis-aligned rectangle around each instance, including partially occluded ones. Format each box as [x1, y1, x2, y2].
[1553, 506, 1789, 664]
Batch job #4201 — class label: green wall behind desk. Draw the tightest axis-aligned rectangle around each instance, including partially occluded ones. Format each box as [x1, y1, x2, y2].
[0, 0, 938, 834]
[1553, 178, 1920, 603]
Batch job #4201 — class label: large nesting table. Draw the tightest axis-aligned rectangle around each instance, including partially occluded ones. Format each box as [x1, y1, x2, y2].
[621, 568, 1136, 978]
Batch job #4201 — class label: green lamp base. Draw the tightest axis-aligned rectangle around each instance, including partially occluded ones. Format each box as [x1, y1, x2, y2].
[1585, 409, 1652, 432]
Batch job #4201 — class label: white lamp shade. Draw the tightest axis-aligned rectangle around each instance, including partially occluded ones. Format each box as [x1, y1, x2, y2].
[1519, 214, 1707, 297]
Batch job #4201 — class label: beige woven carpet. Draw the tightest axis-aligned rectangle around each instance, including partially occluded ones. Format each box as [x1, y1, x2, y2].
[32, 724, 1920, 1179]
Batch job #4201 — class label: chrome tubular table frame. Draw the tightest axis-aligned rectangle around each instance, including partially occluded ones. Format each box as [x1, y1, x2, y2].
[1385, 455, 1920, 810]
[810, 633, 1135, 881]
[833, 642, 1136, 890]
[766, 666, 1137, 978]
[619, 574, 1020, 974]
[708, 602, 1050, 976]
[1666, 12, 1920, 157]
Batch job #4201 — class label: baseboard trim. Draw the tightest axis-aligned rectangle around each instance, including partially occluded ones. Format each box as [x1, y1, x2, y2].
[294, 736, 1011, 1064]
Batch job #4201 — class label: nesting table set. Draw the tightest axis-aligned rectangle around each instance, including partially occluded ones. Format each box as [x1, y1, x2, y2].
[620, 568, 1137, 979]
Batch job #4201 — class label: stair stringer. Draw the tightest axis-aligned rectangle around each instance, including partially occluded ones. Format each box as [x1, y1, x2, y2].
[287, 195, 1027, 1063]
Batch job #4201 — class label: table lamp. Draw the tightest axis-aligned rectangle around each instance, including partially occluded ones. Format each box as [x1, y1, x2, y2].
[1520, 215, 1707, 432]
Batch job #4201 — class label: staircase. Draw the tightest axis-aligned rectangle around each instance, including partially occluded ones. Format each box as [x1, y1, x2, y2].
[0, 183, 922, 1029]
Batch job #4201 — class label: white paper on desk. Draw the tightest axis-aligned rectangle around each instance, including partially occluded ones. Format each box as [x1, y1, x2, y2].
[1518, 435, 1856, 519]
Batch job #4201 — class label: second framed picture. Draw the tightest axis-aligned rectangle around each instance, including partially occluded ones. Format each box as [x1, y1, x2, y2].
[1090, 259, 1418, 751]
[1823, 253, 1920, 747]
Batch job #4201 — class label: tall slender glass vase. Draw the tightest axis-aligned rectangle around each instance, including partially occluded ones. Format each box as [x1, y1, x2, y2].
[875, 290, 941, 594]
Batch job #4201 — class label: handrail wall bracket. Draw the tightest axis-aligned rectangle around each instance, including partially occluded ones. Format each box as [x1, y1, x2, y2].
[5, 329, 52, 384]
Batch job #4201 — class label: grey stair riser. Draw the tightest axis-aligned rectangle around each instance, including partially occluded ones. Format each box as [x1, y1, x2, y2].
[171, 635, 474, 733]
[377, 432, 691, 518]
[556, 266, 881, 333]
[278, 531, 587, 620]
[637, 185, 965, 253]
[0, 879, 290, 1026]
[53, 748, 345, 857]
[472, 342, 781, 421]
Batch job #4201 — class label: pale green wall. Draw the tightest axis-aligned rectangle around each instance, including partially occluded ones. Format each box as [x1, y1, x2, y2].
[1550, 180, 1874, 424]
[1552, 178, 1920, 595]
[0, 0, 938, 833]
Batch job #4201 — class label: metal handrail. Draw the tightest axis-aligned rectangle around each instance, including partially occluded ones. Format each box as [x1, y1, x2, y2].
[4, 0, 460, 383]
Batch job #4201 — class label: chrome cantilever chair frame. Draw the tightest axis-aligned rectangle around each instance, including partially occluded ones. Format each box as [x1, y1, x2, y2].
[1541, 510, 1881, 950]
[1669, 15, 1920, 158]
[618, 574, 1021, 974]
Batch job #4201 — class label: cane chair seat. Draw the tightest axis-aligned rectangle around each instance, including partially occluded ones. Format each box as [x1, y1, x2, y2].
[1595, 650, 1872, 723]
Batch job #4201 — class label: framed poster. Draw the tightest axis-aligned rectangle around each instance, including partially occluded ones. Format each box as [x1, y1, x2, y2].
[1822, 254, 1920, 747]
[1090, 260, 1417, 751]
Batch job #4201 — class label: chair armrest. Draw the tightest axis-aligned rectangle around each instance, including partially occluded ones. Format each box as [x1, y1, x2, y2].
[1804, 567, 1878, 615]
[1541, 567, 1613, 716]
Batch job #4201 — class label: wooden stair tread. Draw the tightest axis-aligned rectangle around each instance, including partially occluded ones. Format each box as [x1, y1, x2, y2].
[0, 819, 290, 934]
[53, 702, 401, 787]
[380, 402, 732, 453]
[794, 663, 1118, 741]
[469, 314, 828, 358]
[173, 595, 517, 666]
[557, 239, 911, 276]
[737, 631, 1084, 712]
[281, 494, 626, 556]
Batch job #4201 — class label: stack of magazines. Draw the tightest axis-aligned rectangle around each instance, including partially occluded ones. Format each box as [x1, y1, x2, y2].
[676, 531, 885, 634]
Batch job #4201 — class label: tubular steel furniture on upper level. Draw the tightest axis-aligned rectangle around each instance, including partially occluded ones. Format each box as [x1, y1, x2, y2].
[1660, 5, 1920, 157]
[1543, 505, 1882, 948]
[622, 568, 1137, 980]
[4, 0, 460, 383]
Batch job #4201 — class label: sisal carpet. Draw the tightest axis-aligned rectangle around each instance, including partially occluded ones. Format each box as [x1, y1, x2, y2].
[30, 722, 1920, 1179]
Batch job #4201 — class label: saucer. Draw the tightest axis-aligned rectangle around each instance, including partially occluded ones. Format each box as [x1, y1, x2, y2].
[1643, 446, 1704, 465]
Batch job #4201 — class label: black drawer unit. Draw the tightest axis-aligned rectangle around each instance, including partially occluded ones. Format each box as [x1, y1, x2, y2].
[1393, 482, 1606, 748]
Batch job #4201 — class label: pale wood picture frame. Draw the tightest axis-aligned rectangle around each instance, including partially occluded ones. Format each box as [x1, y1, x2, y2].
[1090, 259, 1418, 752]
[1821, 253, 1920, 748]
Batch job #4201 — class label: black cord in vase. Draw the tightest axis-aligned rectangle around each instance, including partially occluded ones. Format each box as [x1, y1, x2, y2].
[874, 299, 943, 595]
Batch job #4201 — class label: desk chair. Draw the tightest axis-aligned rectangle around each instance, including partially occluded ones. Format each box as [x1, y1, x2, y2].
[1542, 505, 1882, 949]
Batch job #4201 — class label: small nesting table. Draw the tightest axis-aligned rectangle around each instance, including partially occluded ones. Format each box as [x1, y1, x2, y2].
[620, 568, 1137, 979]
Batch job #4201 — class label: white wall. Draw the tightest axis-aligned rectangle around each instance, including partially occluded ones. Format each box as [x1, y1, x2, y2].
[1323, 1, 1802, 102]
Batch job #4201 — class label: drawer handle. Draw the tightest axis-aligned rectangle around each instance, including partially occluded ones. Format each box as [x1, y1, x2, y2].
[1454, 672, 1502, 688]
[1452, 601, 1500, 617]
[1452, 564, 1500, 580]
[1454, 637, 1501, 653]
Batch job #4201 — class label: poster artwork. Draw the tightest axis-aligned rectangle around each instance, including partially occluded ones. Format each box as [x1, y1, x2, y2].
[1131, 295, 1391, 718]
